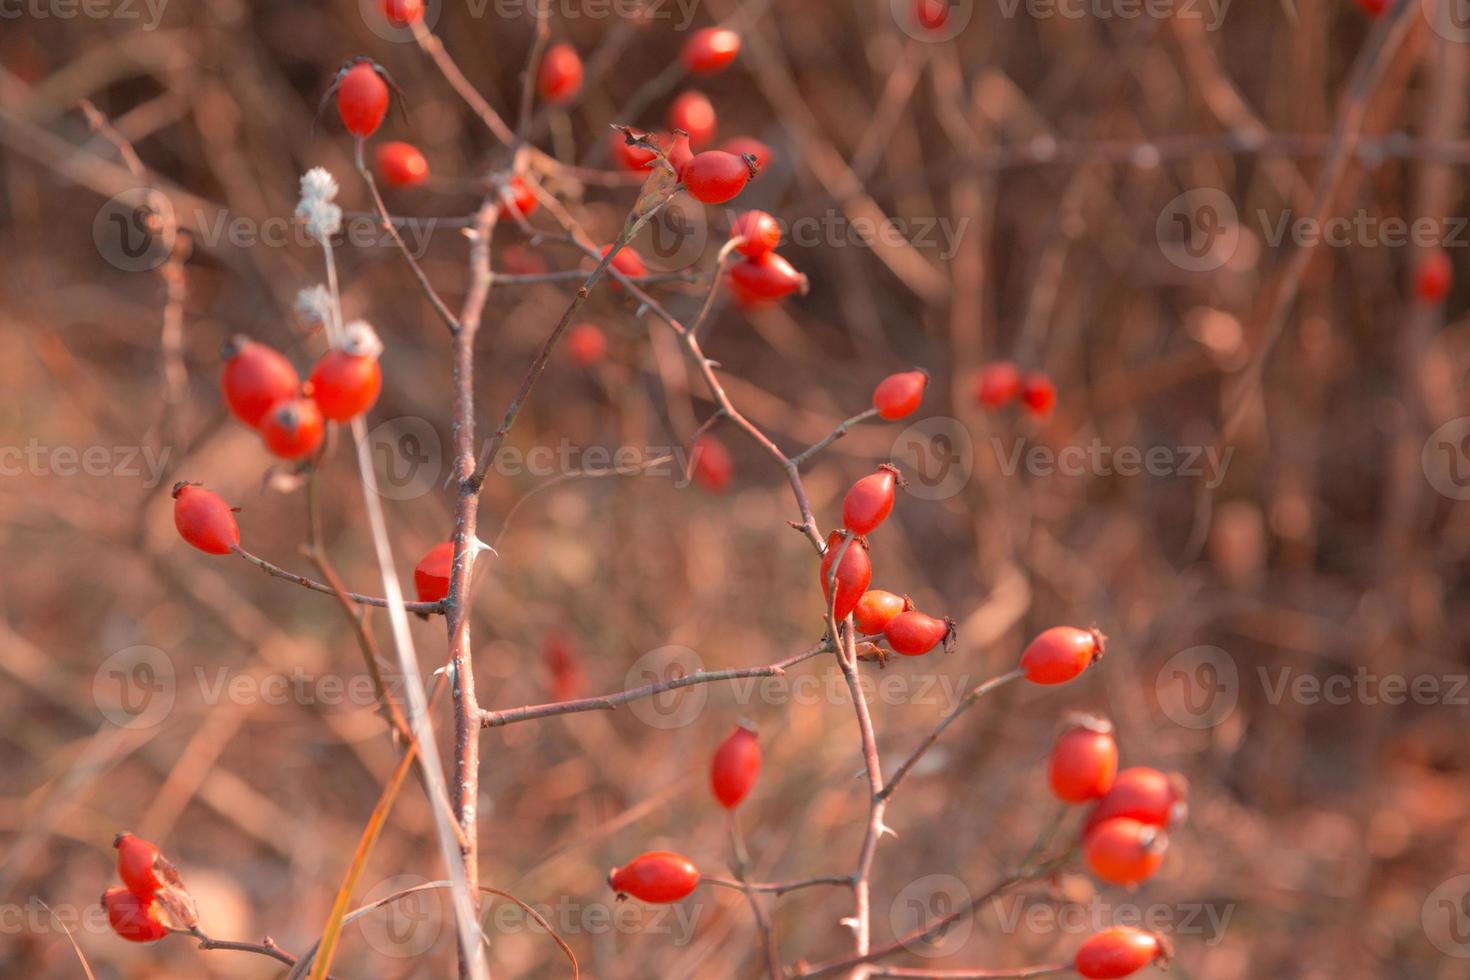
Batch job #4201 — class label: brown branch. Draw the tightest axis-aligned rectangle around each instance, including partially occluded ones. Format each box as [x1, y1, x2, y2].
[877, 669, 1026, 802]
[230, 545, 444, 615]
[481, 640, 831, 728]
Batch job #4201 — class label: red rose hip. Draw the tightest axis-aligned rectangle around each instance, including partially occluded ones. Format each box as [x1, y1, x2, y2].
[681, 27, 741, 74]
[974, 361, 1021, 409]
[336, 61, 389, 137]
[668, 91, 716, 148]
[375, 142, 429, 188]
[608, 851, 700, 903]
[1020, 626, 1105, 684]
[1084, 817, 1168, 886]
[1085, 767, 1187, 832]
[1075, 927, 1171, 979]
[820, 531, 871, 623]
[259, 397, 325, 460]
[730, 210, 781, 258]
[883, 609, 953, 656]
[172, 483, 239, 555]
[683, 150, 754, 204]
[538, 44, 583, 104]
[221, 336, 299, 430]
[103, 887, 169, 942]
[414, 541, 454, 603]
[853, 590, 906, 635]
[1048, 715, 1118, 803]
[114, 832, 163, 896]
[710, 724, 760, 809]
[842, 464, 900, 535]
[308, 322, 383, 422]
[872, 370, 927, 420]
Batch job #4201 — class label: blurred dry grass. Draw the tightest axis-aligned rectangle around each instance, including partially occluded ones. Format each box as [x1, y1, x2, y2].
[2, 0, 1470, 978]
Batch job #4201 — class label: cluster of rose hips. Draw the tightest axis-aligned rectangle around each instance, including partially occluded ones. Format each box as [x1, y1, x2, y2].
[727, 210, 808, 307]
[974, 360, 1055, 417]
[220, 323, 383, 462]
[1046, 713, 1188, 892]
[102, 834, 188, 944]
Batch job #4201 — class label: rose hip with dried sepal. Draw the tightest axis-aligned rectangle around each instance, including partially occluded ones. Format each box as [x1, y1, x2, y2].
[1019, 626, 1105, 684]
[172, 483, 240, 555]
[608, 851, 700, 903]
[872, 370, 928, 420]
[842, 464, 901, 536]
[1084, 817, 1168, 886]
[221, 336, 299, 430]
[883, 609, 954, 656]
[335, 60, 389, 137]
[308, 321, 383, 422]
